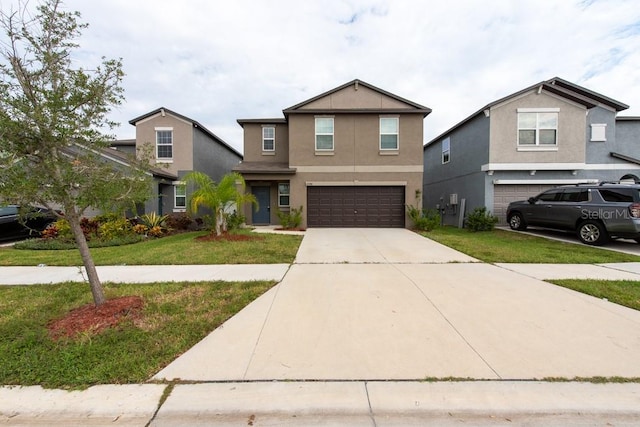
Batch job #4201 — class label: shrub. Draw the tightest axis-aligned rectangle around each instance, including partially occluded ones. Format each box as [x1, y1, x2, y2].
[93, 212, 120, 224]
[226, 211, 245, 230]
[44, 219, 73, 241]
[15, 234, 144, 250]
[406, 205, 440, 231]
[277, 206, 303, 229]
[148, 225, 163, 237]
[133, 224, 148, 235]
[138, 212, 168, 229]
[465, 207, 498, 232]
[80, 217, 100, 237]
[97, 218, 132, 240]
[165, 213, 193, 230]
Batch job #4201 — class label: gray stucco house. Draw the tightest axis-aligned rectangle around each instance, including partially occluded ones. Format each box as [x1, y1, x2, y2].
[113, 107, 243, 216]
[423, 77, 640, 225]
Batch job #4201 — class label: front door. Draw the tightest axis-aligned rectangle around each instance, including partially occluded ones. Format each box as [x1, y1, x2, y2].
[252, 186, 271, 224]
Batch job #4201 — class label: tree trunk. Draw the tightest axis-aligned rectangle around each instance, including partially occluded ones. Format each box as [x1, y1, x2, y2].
[214, 208, 223, 236]
[66, 209, 106, 306]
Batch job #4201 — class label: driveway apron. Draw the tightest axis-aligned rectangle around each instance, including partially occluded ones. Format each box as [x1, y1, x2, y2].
[154, 228, 640, 382]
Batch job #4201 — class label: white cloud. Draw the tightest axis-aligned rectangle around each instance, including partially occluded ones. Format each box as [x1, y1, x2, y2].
[7, 0, 640, 152]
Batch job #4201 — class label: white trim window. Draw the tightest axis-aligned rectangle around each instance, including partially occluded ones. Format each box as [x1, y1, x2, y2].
[442, 137, 450, 164]
[517, 108, 558, 146]
[278, 183, 290, 207]
[591, 123, 607, 142]
[156, 128, 173, 160]
[380, 117, 399, 150]
[174, 183, 186, 209]
[315, 117, 334, 151]
[262, 126, 275, 151]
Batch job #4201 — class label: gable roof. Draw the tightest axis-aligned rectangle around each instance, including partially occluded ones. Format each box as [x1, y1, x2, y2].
[62, 144, 177, 180]
[424, 77, 629, 149]
[129, 107, 242, 158]
[282, 79, 432, 116]
[236, 118, 287, 127]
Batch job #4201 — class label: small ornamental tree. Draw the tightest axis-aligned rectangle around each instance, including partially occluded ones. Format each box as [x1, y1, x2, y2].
[0, 0, 152, 305]
[184, 171, 257, 236]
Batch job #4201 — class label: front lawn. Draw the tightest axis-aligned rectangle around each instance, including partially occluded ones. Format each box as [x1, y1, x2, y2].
[0, 229, 302, 266]
[423, 227, 640, 263]
[550, 279, 640, 311]
[0, 280, 275, 388]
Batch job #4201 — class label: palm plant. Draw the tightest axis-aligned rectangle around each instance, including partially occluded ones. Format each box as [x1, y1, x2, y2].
[183, 171, 257, 236]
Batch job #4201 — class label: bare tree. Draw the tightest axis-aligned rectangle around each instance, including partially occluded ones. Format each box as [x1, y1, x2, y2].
[0, 0, 151, 305]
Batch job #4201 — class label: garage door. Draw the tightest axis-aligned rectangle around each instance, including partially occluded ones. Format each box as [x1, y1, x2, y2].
[493, 184, 555, 223]
[307, 186, 405, 227]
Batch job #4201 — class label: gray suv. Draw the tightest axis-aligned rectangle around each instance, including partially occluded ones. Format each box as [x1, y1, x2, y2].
[506, 183, 640, 245]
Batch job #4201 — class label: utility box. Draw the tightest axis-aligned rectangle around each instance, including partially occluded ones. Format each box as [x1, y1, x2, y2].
[449, 193, 458, 205]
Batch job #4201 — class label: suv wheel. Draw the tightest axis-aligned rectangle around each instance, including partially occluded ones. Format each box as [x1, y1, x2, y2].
[577, 220, 609, 246]
[508, 212, 527, 231]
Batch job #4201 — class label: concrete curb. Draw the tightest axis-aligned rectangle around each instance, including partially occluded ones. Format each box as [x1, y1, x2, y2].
[6, 382, 639, 426]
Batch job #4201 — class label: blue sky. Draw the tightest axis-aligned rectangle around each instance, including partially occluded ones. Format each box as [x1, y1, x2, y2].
[6, 0, 640, 153]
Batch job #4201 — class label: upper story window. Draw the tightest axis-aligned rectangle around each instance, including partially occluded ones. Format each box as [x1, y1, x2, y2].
[442, 137, 450, 164]
[315, 117, 334, 151]
[517, 108, 558, 146]
[380, 117, 399, 150]
[156, 128, 173, 160]
[262, 126, 275, 151]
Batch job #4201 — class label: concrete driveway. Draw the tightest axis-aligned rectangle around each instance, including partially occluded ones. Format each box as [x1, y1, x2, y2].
[155, 228, 640, 382]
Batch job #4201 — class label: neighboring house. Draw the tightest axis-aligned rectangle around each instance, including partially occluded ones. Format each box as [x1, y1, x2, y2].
[234, 79, 431, 228]
[43, 144, 176, 217]
[114, 107, 243, 216]
[423, 77, 640, 225]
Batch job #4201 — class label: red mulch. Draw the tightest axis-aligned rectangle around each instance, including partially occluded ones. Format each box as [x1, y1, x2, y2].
[195, 232, 265, 242]
[48, 296, 144, 341]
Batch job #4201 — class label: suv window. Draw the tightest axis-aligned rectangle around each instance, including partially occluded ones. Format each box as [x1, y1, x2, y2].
[537, 190, 560, 202]
[599, 188, 634, 203]
[0, 206, 19, 216]
[560, 189, 589, 202]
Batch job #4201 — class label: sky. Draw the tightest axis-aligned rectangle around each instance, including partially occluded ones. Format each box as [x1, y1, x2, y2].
[5, 0, 640, 153]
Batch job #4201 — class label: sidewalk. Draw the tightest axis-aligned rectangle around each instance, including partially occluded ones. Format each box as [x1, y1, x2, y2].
[3, 262, 640, 286]
[0, 264, 290, 285]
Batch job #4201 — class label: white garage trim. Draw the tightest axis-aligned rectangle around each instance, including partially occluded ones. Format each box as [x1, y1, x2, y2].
[482, 163, 640, 171]
[493, 179, 599, 185]
[306, 181, 408, 186]
[294, 165, 422, 173]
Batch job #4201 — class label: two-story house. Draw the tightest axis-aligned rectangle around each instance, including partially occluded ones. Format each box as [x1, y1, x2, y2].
[423, 77, 640, 225]
[234, 79, 431, 228]
[121, 107, 243, 215]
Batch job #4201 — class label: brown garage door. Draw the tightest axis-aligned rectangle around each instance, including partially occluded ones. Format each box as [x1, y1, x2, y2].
[307, 186, 405, 227]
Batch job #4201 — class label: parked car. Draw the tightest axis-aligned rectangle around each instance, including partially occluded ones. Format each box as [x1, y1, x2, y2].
[506, 183, 640, 246]
[0, 205, 58, 242]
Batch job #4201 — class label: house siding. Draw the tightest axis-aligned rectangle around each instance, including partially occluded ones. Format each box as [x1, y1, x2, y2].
[135, 114, 194, 176]
[489, 91, 586, 164]
[423, 113, 490, 225]
[192, 127, 241, 184]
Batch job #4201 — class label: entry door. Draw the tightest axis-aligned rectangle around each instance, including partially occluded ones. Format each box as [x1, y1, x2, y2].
[252, 186, 271, 224]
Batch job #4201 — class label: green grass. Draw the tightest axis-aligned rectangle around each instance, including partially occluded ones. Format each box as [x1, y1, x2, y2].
[0, 280, 275, 388]
[423, 227, 640, 263]
[0, 229, 302, 266]
[550, 279, 640, 311]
